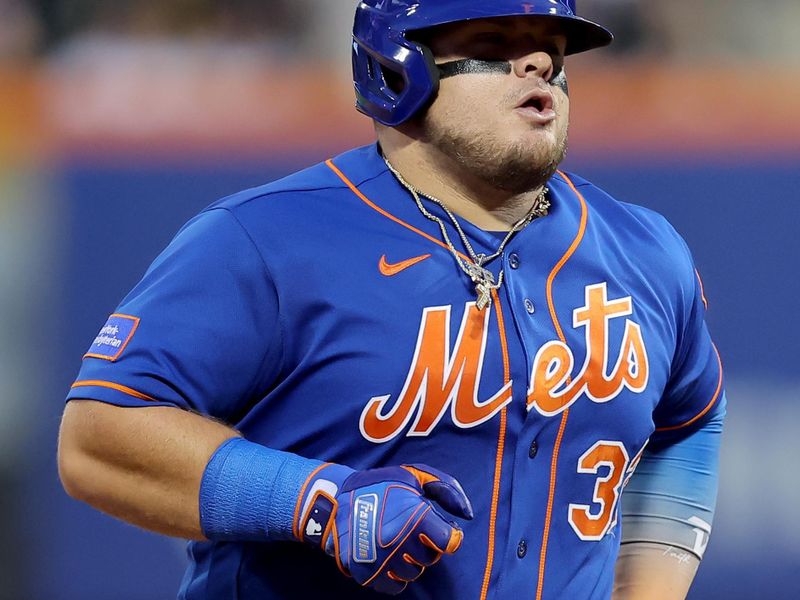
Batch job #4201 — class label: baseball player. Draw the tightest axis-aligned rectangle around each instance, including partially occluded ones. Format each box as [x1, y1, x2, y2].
[58, 1, 725, 599]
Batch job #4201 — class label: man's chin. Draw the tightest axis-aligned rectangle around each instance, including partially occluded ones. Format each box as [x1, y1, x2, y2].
[515, 130, 565, 157]
[491, 141, 567, 192]
[423, 117, 567, 191]
[513, 143, 567, 171]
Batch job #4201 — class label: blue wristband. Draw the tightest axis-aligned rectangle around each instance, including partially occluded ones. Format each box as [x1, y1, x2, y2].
[199, 437, 323, 542]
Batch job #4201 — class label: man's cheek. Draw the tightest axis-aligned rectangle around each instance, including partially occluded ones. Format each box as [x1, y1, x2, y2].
[557, 97, 571, 126]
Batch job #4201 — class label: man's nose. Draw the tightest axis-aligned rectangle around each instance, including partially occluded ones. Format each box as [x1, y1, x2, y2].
[513, 51, 555, 82]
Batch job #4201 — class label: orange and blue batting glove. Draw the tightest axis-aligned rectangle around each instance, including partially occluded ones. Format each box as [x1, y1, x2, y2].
[295, 463, 473, 595]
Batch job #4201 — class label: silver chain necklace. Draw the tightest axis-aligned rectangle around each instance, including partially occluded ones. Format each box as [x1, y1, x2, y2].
[384, 158, 551, 310]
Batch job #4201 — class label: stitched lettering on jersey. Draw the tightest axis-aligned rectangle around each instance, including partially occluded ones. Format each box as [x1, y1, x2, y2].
[527, 282, 649, 416]
[360, 303, 513, 444]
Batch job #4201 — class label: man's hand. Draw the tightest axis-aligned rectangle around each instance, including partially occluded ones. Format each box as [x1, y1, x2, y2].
[295, 463, 473, 595]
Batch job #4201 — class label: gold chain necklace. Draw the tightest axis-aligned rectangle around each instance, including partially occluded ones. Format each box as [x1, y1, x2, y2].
[384, 158, 550, 310]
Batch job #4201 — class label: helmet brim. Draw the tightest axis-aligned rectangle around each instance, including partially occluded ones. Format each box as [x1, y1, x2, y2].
[401, 8, 613, 56]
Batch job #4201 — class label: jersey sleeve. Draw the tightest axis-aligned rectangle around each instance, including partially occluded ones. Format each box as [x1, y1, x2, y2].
[652, 253, 724, 435]
[67, 207, 283, 421]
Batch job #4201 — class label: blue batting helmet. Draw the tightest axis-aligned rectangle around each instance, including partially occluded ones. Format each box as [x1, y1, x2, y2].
[353, 0, 613, 126]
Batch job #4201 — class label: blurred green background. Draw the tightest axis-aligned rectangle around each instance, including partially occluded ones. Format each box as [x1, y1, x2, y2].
[1, 1, 798, 598]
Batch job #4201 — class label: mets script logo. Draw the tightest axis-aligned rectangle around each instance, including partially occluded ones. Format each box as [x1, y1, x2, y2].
[359, 282, 649, 444]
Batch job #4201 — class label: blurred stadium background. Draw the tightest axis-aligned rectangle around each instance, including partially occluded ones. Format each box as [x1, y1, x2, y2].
[1, 0, 798, 598]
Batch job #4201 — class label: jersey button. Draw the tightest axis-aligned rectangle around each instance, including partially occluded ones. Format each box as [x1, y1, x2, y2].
[529, 439, 539, 459]
[524, 299, 536, 314]
[509, 253, 521, 269]
[517, 539, 528, 558]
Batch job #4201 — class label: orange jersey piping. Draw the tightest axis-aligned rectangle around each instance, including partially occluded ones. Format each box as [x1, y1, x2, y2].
[695, 269, 709, 310]
[326, 160, 473, 261]
[479, 289, 512, 600]
[536, 171, 589, 600]
[71, 379, 157, 402]
[655, 343, 724, 432]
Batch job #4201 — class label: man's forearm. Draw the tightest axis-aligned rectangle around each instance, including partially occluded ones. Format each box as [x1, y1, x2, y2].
[58, 400, 238, 540]
[58, 399, 472, 596]
[613, 542, 700, 600]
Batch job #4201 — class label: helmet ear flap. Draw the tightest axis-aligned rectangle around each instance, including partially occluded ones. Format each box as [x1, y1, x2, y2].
[402, 39, 441, 111]
[353, 30, 441, 126]
[417, 41, 441, 97]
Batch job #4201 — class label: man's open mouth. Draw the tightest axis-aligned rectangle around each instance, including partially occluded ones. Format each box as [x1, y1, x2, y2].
[515, 89, 556, 123]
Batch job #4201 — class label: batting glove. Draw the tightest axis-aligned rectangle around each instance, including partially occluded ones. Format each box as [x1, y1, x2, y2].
[294, 463, 473, 595]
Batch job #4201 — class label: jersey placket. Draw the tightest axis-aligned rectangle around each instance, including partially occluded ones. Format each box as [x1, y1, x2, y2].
[425, 212, 538, 600]
[438, 205, 566, 600]
[492, 247, 567, 600]
[489, 176, 591, 600]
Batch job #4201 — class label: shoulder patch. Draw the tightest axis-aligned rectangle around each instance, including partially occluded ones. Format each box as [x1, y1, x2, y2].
[84, 314, 140, 362]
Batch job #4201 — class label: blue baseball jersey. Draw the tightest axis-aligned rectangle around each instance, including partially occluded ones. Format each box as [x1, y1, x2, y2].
[68, 144, 724, 600]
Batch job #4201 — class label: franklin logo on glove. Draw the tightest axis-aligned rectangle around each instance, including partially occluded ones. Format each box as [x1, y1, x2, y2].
[295, 463, 472, 595]
[354, 494, 378, 563]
